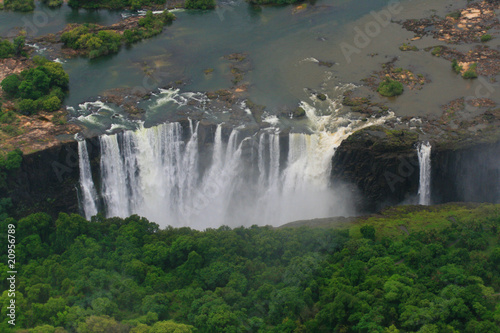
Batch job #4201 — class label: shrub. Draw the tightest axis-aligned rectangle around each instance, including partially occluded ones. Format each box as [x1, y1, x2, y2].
[49, 87, 66, 101]
[41, 62, 70, 89]
[360, 225, 376, 240]
[41, 0, 63, 7]
[462, 63, 478, 79]
[18, 68, 51, 100]
[123, 29, 140, 44]
[451, 59, 462, 74]
[185, 0, 215, 9]
[446, 11, 461, 20]
[17, 99, 37, 115]
[61, 25, 91, 49]
[1, 74, 21, 97]
[13, 35, 25, 56]
[32, 55, 49, 66]
[377, 78, 404, 97]
[4, 0, 35, 11]
[0, 39, 15, 58]
[0, 111, 17, 124]
[0, 149, 22, 170]
[480, 34, 492, 42]
[41, 95, 62, 112]
[399, 43, 418, 51]
[431, 46, 442, 57]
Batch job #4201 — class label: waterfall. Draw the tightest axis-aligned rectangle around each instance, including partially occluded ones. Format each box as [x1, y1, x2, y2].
[77, 140, 98, 219]
[79, 108, 394, 227]
[417, 142, 432, 205]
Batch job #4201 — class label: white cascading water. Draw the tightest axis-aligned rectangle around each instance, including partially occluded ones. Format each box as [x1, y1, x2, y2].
[78, 100, 395, 228]
[77, 140, 98, 219]
[417, 142, 432, 205]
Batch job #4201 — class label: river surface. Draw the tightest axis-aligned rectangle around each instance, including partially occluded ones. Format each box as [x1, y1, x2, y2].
[2, 0, 499, 133]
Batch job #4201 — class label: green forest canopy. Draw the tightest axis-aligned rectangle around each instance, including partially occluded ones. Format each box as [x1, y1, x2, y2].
[0, 203, 499, 332]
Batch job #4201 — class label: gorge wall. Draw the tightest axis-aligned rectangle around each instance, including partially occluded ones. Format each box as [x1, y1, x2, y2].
[5, 124, 500, 223]
[331, 127, 500, 213]
[4, 142, 81, 218]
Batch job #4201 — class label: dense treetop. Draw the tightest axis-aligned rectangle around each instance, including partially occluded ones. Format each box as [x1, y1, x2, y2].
[0, 204, 498, 332]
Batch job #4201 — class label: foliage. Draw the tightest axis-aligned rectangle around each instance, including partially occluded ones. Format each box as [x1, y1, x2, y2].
[17, 98, 37, 115]
[0, 60, 69, 114]
[399, 43, 418, 51]
[18, 68, 51, 100]
[377, 78, 404, 97]
[68, 0, 166, 9]
[61, 26, 122, 59]
[451, 59, 462, 74]
[13, 35, 26, 57]
[360, 225, 376, 240]
[247, 0, 301, 5]
[62, 12, 175, 56]
[0, 39, 15, 58]
[446, 11, 461, 20]
[3, 0, 35, 11]
[431, 46, 442, 57]
[480, 34, 492, 42]
[41, 0, 63, 7]
[185, 0, 215, 9]
[462, 63, 478, 79]
[0, 205, 499, 331]
[40, 95, 62, 112]
[1, 74, 21, 97]
[0, 149, 22, 188]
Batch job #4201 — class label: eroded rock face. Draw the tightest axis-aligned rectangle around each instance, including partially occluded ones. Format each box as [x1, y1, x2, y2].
[331, 127, 420, 213]
[432, 141, 500, 204]
[331, 125, 500, 213]
[5, 142, 81, 218]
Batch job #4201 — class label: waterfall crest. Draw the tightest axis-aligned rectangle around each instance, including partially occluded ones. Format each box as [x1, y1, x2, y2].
[417, 142, 432, 205]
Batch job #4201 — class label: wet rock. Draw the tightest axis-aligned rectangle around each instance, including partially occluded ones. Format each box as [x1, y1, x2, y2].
[316, 93, 327, 101]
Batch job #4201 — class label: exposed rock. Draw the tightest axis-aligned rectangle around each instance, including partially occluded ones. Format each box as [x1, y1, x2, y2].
[428, 45, 500, 76]
[0, 111, 80, 155]
[400, 0, 499, 44]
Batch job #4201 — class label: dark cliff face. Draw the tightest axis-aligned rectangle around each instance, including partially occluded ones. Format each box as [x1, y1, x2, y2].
[5, 124, 500, 220]
[331, 127, 420, 213]
[432, 142, 500, 204]
[331, 126, 500, 213]
[6, 142, 81, 219]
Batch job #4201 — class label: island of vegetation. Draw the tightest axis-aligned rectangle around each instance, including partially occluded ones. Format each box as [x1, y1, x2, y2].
[59, 10, 176, 59]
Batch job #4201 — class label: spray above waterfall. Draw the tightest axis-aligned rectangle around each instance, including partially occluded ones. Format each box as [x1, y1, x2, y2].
[417, 142, 432, 205]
